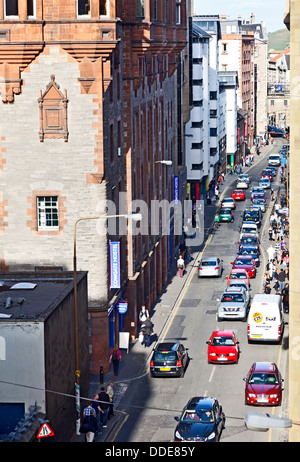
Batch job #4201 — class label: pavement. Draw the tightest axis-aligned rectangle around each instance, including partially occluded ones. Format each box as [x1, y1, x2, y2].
[71, 142, 278, 442]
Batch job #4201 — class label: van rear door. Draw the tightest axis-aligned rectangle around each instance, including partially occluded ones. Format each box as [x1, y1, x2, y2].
[248, 304, 283, 342]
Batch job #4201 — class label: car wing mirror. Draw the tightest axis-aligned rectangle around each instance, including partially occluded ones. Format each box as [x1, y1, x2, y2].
[174, 416, 180, 421]
[216, 298, 220, 302]
[243, 378, 247, 382]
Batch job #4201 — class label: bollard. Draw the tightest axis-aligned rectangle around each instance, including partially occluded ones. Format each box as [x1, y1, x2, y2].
[100, 365, 104, 384]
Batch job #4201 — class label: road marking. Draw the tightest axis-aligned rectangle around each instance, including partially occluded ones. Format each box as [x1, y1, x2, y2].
[208, 366, 216, 383]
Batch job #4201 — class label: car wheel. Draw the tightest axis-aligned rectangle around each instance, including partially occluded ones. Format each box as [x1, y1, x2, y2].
[217, 316, 223, 322]
[180, 367, 185, 378]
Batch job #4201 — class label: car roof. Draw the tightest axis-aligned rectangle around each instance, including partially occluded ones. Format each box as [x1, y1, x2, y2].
[230, 268, 248, 274]
[222, 197, 234, 201]
[211, 330, 235, 337]
[186, 397, 215, 410]
[241, 233, 258, 238]
[201, 257, 218, 261]
[155, 342, 179, 351]
[251, 362, 276, 372]
[224, 286, 245, 293]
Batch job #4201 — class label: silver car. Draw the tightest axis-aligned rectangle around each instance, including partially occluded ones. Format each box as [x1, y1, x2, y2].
[198, 257, 223, 278]
[217, 286, 250, 322]
[221, 197, 236, 210]
[252, 198, 266, 213]
[227, 281, 251, 306]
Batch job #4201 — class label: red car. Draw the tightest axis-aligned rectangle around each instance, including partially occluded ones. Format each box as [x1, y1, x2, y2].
[231, 189, 245, 201]
[206, 330, 240, 364]
[230, 255, 256, 278]
[226, 268, 250, 287]
[243, 362, 284, 406]
[261, 170, 273, 182]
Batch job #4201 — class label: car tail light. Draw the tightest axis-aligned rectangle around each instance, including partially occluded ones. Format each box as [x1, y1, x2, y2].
[150, 360, 154, 367]
[278, 325, 281, 339]
[247, 324, 250, 335]
[199, 267, 203, 270]
[176, 360, 182, 367]
[215, 267, 219, 270]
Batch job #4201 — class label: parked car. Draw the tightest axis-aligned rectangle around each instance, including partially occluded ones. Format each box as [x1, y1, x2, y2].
[231, 255, 256, 278]
[221, 197, 236, 210]
[217, 286, 250, 321]
[150, 342, 189, 377]
[174, 397, 225, 442]
[232, 189, 245, 201]
[198, 257, 223, 278]
[206, 330, 240, 364]
[243, 362, 284, 406]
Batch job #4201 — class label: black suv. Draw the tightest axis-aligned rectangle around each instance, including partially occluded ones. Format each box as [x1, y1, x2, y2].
[150, 342, 189, 377]
[242, 209, 262, 227]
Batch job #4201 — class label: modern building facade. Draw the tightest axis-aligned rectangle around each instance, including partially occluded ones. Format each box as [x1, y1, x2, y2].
[219, 16, 255, 149]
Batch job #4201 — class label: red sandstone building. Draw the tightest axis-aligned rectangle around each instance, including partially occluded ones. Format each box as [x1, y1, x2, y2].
[0, 1, 189, 374]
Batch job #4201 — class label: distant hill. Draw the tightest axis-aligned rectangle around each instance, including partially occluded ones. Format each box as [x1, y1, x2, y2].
[268, 28, 290, 51]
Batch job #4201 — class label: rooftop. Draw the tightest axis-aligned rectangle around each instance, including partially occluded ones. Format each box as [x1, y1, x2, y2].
[0, 271, 86, 322]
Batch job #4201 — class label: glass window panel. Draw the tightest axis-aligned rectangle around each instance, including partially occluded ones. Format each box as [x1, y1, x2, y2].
[78, 0, 90, 16]
[5, 0, 18, 16]
[27, 0, 35, 16]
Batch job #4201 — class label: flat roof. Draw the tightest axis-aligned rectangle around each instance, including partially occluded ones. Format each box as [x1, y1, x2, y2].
[0, 272, 87, 322]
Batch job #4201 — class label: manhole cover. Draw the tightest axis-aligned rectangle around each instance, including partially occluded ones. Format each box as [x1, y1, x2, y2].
[180, 298, 201, 307]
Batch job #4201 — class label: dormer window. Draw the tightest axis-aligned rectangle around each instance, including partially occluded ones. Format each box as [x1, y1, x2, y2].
[77, 0, 91, 16]
[4, 0, 18, 17]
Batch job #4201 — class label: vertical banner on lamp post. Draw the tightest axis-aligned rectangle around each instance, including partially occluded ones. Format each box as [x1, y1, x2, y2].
[110, 241, 121, 289]
[173, 175, 179, 206]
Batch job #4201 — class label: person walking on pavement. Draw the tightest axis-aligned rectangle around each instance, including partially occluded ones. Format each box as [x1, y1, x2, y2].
[109, 346, 121, 376]
[141, 317, 154, 347]
[277, 268, 286, 293]
[177, 254, 185, 277]
[98, 387, 110, 428]
[282, 283, 289, 313]
[92, 393, 103, 434]
[107, 382, 115, 419]
[139, 305, 149, 324]
[81, 401, 98, 442]
[267, 244, 276, 262]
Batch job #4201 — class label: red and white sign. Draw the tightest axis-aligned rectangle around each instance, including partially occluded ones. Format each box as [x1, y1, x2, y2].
[37, 422, 54, 438]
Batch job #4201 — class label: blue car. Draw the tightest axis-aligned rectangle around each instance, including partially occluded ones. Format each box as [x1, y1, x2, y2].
[238, 245, 260, 266]
[174, 397, 225, 442]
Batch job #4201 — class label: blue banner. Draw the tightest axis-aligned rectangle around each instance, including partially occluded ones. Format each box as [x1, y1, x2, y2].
[110, 241, 121, 289]
[174, 175, 179, 205]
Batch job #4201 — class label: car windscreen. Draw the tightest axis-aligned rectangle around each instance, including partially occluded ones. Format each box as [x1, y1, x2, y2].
[249, 373, 279, 385]
[230, 273, 247, 279]
[239, 249, 257, 256]
[241, 237, 257, 244]
[235, 258, 252, 265]
[153, 351, 177, 361]
[244, 211, 259, 218]
[253, 199, 264, 204]
[221, 294, 244, 303]
[182, 410, 214, 423]
[211, 336, 235, 346]
[201, 261, 217, 266]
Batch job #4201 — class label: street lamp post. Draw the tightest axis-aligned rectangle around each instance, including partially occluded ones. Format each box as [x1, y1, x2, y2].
[73, 212, 142, 434]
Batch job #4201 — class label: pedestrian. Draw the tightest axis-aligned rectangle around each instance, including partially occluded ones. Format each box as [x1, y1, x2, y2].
[281, 283, 289, 313]
[179, 239, 186, 258]
[271, 189, 275, 201]
[268, 260, 275, 280]
[177, 254, 185, 277]
[106, 382, 115, 419]
[267, 244, 276, 262]
[139, 305, 149, 324]
[109, 346, 121, 376]
[264, 281, 271, 294]
[214, 187, 219, 201]
[141, 317, 154, 347]
[186, 245, 192, 262]
[268, 226, 274, 241]
[277, 247, 282, 265]
[98, 387, 110, 428]
[92, 393, 103, 434]
[277, 268, 286, 292]
[81, 401, 98, 442]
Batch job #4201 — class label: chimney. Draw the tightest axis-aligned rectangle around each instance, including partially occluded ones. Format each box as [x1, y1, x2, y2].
[251, 12, 255, 23]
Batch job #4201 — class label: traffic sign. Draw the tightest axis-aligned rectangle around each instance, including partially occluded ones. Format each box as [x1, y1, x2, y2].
[37, 422, 54, 438]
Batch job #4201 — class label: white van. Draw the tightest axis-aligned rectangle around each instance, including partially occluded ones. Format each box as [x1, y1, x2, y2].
[247, 294, 284, 343]
[268, 154, 281, 167]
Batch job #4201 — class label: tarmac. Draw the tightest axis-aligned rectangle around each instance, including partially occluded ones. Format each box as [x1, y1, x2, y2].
[71, 142, 277, 443]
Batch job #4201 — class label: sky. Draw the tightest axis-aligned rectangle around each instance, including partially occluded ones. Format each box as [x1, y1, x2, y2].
[193, 0, 287, 33]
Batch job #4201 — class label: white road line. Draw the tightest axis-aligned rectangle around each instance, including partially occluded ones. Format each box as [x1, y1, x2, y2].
[208, 366, 216, 383]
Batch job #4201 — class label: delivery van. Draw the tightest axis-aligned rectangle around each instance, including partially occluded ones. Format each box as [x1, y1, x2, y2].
[247, 294, 284, 343]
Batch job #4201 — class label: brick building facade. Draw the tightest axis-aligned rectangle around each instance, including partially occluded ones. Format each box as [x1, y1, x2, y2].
[0, 1, 189, 374]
